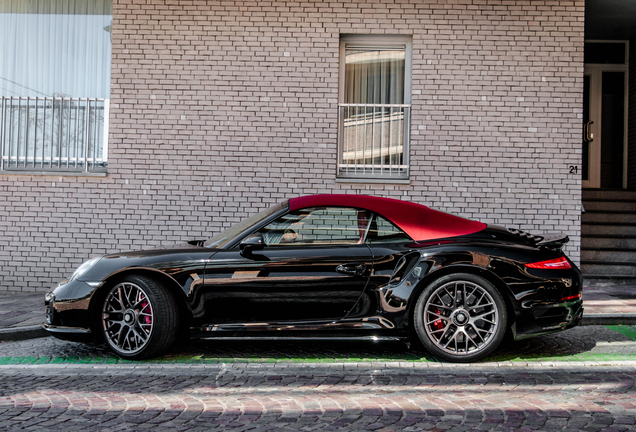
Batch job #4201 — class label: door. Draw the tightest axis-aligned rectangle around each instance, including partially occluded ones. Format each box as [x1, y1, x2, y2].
[583, 65, 628, 189]
[199, 207, 374, 324]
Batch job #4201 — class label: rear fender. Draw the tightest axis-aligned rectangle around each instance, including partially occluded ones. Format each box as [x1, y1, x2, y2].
[406, 262, 519, 335]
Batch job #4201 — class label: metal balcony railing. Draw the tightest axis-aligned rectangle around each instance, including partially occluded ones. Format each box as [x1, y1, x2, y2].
[337, 104, 410, 180]
[0, 97, 109, 173]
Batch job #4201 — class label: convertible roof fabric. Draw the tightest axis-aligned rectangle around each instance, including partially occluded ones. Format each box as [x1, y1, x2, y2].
[289, 194, 487, 242]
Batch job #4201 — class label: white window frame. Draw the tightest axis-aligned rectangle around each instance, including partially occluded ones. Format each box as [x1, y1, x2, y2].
[337, 35, 413, 182]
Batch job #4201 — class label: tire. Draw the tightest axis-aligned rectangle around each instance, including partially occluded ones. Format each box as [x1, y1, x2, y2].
[100, 275, 178, 360]
[413, 273, 507, 363]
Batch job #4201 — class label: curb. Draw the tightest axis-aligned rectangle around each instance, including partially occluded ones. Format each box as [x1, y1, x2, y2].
[2, 361, 636, 372]
[581, 314, 636, 326]
[0, 325, 50, 342]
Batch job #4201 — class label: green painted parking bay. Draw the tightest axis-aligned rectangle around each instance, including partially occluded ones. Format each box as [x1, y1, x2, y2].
[1, 325, 634, 366]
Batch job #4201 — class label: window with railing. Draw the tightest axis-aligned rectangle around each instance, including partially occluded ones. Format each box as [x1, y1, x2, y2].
[0, 0, 111, 173]
[1, 97, 108, 172]
[338, 35, 412, 181]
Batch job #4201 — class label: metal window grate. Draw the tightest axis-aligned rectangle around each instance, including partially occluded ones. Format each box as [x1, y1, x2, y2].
[0, 97, 109, 173]
[337, 103, 410, 180]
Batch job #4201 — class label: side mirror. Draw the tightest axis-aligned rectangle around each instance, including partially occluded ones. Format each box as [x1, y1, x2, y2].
[239, 233, 265, 255]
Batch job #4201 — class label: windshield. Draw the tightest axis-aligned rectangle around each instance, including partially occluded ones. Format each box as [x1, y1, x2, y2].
[203, 201, 288, 249]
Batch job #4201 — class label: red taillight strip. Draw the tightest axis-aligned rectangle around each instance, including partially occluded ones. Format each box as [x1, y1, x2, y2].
[525, 257, 572, 270]
[561, 293, 582, 302]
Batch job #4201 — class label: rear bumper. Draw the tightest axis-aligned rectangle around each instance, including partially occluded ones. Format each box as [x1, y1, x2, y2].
[511, 260, 583, 339]
[514, 298, 583, 340]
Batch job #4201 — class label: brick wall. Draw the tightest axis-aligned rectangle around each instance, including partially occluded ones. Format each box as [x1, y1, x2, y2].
[0, 0, 585, 292]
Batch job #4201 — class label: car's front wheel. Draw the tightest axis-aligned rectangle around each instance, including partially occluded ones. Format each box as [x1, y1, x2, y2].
[413, 273, 507, 362]
[100, 275, 178, 360]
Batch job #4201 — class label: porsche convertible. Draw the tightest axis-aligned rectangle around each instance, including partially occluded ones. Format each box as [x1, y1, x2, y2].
[44, 194, 583, 362]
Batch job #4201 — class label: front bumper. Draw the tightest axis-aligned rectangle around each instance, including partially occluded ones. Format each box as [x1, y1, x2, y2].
[44, 279, 100, 341]
[42, 323, 93, 342]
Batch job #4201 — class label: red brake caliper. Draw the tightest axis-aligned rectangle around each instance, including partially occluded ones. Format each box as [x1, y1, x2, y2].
[431, 308, 444, 331]
[141, 300, 151, 324]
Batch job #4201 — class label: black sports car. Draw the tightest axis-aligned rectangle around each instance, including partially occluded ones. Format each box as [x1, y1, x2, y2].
[44, 194, 583, 362]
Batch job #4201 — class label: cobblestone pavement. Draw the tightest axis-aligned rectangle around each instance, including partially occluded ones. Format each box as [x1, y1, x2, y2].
[0, 326, 635, 430]
[0, 293, 43, 329]
[1, 362, 636, 431]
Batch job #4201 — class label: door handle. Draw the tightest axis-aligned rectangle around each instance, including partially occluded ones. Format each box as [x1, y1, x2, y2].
[584, 121, 594, 142]
[336, 263, 366, 276]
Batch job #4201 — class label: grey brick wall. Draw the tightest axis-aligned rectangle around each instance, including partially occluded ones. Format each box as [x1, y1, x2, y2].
[0, 0, 584, 292]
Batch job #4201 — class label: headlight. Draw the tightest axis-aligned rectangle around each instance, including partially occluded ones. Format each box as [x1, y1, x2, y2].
[68, 257, 101, 282]
[45, 292, 55, 324]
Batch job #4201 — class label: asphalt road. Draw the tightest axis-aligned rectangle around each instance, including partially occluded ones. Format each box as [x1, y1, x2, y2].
[1, 325, 636, 431]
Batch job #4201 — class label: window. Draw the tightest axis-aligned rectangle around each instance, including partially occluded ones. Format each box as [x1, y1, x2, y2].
[338, 35, 412, 181]
[366, 214, 411, 244]
[260, 207, 364, 245]
[584, 41, 628, 65]
[259, 207, 410, 246]
[0, 0, 112, 173]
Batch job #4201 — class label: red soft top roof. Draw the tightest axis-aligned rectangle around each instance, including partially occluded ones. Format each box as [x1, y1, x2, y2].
[289, 194, 486, 242]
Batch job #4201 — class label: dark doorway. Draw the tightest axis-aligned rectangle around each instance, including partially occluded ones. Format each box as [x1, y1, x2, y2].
[600, 72, 625, 188]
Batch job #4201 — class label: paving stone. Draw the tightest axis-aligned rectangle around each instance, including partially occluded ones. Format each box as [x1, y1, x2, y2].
[0, 324, 635, 430]
[0, 365, 636, 431]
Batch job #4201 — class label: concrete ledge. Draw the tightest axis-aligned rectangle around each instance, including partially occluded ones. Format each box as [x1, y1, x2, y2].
[0, 325, 50, 342]
[2, 361, 636, 372]
[581, 314, 636, 326]
[0, 171, 107, 177]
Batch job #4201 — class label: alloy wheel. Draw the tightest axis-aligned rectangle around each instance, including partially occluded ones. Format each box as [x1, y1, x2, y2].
[102, 282, 154, 355]
[423, 280, 500, 356]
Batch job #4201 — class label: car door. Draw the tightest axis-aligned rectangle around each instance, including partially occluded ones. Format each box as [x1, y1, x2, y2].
[199, 206, 374, 324]
[345, 213, 421, 320]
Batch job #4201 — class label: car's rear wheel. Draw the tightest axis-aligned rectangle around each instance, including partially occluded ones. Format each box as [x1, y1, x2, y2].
[414, 273, 507, 362]
[101, 275, 178, 360]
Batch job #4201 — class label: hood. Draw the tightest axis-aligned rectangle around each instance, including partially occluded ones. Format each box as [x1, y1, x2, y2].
[150, 240, 207, 250]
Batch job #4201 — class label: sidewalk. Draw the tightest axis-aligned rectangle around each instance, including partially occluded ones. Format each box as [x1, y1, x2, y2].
[1, 285, 635, 342]
[578, 285, 636, 325]
[0, 292, 47, 341]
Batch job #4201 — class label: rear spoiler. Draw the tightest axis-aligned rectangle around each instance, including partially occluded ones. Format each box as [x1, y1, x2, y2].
[537, 233, 569, 251]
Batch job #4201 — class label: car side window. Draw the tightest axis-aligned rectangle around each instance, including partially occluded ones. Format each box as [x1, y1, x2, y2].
[259, 207, 370, 245]
[365, 214, 411, 243]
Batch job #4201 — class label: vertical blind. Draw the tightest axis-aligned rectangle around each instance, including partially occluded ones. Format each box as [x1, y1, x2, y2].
[0, 0, 112, 171]
[344, 46, 405, 105]
[0, 0, 112, 99]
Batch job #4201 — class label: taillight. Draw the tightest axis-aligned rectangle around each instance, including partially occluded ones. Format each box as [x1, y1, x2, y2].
[525, 257, 572, 270]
